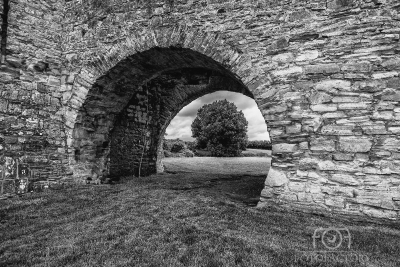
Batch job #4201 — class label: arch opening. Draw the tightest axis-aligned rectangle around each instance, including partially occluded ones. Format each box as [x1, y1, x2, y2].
[70, 47, 257, 182]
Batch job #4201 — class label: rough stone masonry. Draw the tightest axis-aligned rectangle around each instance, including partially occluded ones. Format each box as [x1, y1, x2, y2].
[0, 0, 399, 220]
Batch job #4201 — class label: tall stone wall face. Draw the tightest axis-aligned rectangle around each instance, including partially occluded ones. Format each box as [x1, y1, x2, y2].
[0, 0, 399, 220]
[0, 0, 66, 185]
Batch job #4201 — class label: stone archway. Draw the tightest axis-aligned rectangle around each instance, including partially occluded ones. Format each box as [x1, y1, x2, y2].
[62, 25, 400, 220]
[69, 47, 256, 181]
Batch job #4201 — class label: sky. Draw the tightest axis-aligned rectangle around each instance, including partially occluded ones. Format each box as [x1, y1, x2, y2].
[166, 91, 270, 141]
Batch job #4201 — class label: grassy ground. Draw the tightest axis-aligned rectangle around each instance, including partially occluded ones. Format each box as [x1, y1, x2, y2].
[163, 157, 270, 175]
[0, 157, 399, 267]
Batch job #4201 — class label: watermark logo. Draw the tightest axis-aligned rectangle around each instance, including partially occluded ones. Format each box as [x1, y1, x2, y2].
[295, 227, 369, 264]
[312, 227, 351, 250]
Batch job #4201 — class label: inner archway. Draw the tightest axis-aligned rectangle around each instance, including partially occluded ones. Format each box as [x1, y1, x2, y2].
[70, 47, 256, 181]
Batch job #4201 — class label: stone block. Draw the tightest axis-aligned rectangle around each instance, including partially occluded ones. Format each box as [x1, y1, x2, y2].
[310, 138, 335, 151]
[315, 80, 351, 91]
[272, 143, 298, 153]
[318, 160, 337, 171]
[333, 153, 354, 161]
[271, 52, 294, 63]
[4, 136, 18, 144]
[362, 125, 387, 135]
[310, 104, 337, 112]
[269, 128, 285, 138]
[299, 142, 309, 150]
[330, 174, 360, 186]
[372, 111, 393, 120]
[338, 102, 370, 110]
[339, 137, 372, 153]
[305, 64, 340, 74]
[331, 96, 360, 103]
[388, 127, 400, 134]
[288, 182, 306, 192]
[321, 125, 354, 135]
[387, 78, 400, 89]
[372, 72, 398, 80]
[341, 62, 372, 72]
[265, 168, 289, 187]
[325, 197, 345, 208]
[260, 188, 274, 198]
[322, 112, 347, 119]
[309, 92, 332, 104]
[382, 58, 400, 68]
[363, 208, 398, 220]
[295, 50, 319, 61]
[286, 124, 302, 134]
[272, 66, 303, 77]
[279, 193, 298, 202]
[381, 138, 400, 151]
[297, 192, 314, 202]
[262, 104, 287, 114]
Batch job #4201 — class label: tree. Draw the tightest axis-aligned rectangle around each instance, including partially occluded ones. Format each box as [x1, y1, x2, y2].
[191, 100, 248, 157]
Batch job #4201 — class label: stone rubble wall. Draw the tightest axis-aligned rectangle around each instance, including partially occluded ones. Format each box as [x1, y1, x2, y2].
[0, 0, 67, 189]
[0, 0, 399, 220]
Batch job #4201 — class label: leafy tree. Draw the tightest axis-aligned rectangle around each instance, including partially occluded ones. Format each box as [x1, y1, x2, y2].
[191, 100, 248, 157]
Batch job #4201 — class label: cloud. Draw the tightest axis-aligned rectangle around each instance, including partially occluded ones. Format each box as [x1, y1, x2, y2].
[166, 91, 270, 141]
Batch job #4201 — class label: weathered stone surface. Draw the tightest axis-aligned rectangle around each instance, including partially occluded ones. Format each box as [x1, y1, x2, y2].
[265, 168, 289, 187]
[296, 50, 319, 62]
[372, 72, 398, 80]
[272, 143, 298, 153]
[330, 174, 360, 186]
[305, 64, 340, 74]
[339, 137, 373, 153]
[310, 138, 335, 151]
[286, 124, 301, 134]
[321, 125, 354, 135]
[333, 153, 354, 161]
[338, 102, 370, 110]
[373, 111, 394, 120]
[362, 125, 387, 135]
[309, 92, 332, 104]
[310, 104, 337, 112]
[272, 66, 303, 77]
[315, 80, 351, 91]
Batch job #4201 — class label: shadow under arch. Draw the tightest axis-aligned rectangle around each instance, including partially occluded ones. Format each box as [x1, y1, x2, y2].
[70, 47, 261, 181]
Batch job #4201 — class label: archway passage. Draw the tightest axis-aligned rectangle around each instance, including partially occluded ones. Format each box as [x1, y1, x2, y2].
[71, 47, 254, 181]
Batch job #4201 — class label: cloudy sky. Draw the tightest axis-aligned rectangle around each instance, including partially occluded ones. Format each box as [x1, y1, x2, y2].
[166, 91, 270, 141]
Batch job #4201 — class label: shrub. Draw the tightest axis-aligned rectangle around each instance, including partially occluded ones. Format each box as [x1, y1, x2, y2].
[171, 141, 186, 153]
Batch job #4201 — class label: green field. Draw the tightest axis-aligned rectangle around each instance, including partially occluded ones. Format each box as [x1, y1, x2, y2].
[0, 157, 399, 267]
[163, 157, 270, 175]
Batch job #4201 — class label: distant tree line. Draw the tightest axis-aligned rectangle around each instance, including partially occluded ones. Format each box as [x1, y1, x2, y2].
[163, 138, 271, 156]
[246, 140, 272, 150]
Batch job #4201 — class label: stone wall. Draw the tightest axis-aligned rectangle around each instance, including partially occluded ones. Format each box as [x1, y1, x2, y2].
[0, 0, 66, 187]
[0, 0, 399, 220]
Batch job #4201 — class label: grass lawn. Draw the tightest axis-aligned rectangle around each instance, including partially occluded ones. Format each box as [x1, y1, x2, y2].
[0, 157, 399, 267]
